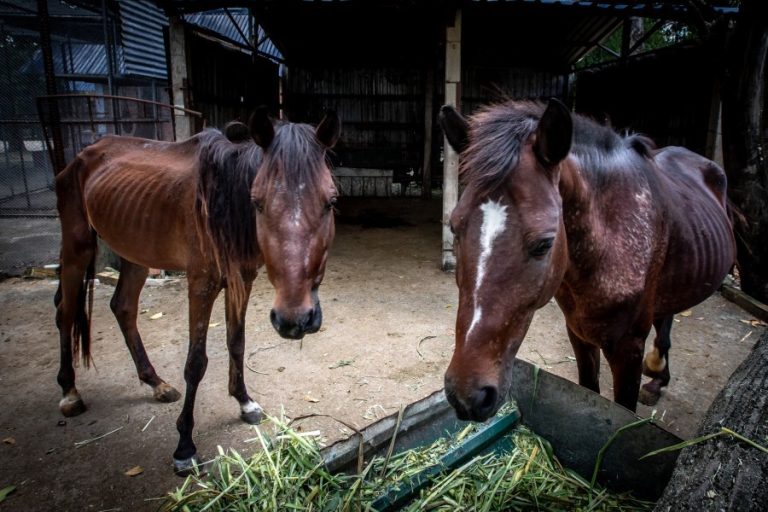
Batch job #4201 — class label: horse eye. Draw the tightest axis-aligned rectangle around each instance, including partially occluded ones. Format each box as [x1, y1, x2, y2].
[326, 197, 337, 211]
[530, 238, 554, 258]
[253, 199, 264, 213]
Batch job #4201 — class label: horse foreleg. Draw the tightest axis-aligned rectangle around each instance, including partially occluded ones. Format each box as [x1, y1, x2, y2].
[566, 326, 601, 394]
[604, 335, 646, 412]
[173, 276, 219, 475]
[111, 259, 181, 403]
[639, 315, 673, 406]
[225, 279, 263, 424]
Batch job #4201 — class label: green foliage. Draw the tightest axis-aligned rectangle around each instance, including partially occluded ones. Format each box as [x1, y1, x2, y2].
[576, 18, 698, 69]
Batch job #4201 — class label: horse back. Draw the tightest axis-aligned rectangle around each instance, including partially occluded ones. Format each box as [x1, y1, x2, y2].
[58, 135, 204, 271]
[653, 147, 736, 315]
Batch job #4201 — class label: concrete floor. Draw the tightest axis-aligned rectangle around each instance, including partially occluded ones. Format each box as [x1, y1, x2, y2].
[0, 217, 60, 277]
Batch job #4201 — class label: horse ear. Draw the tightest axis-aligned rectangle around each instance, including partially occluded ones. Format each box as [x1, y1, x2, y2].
[249, 106, 274, 149]
[438, 105, 470, 153]
[223, 121, 251, 143]
[534, 98, 572, 167]
[316, 110, 341, 149]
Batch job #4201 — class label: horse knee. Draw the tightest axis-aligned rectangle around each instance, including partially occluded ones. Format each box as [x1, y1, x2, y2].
[184, 355, 208, 385]
[109, 296, 131, 323]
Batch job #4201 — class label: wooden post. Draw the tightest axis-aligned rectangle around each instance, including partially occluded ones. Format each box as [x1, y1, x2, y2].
[442, 9, 461, 270]
[169, 17, 193, 141]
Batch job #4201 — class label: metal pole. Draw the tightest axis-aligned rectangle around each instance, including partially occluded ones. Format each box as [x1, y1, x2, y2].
[101, 0, 119, 135]
[37, 0, 66, 174]
[151, 79, 159, 140]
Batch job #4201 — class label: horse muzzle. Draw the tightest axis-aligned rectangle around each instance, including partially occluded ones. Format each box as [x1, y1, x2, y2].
[444, 374, 501, 422]
[270, 304, 322, 340]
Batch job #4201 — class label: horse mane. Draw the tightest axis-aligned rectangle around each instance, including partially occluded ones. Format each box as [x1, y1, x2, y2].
[460, 100, 541, 192]
[252, 121, 329, 192]
[460, 100, 655, 192]
[195, 129, 262, 276]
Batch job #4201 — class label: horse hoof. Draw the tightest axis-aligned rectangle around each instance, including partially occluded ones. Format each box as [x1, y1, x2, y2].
[59, 393, 87, 417]
[173, 456, 201, 477]
[153, 382, 182, 403]
[638, 381, 661, 406]
[241, 409, 264, 425]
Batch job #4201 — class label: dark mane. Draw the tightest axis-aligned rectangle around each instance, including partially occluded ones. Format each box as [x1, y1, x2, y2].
[570, 114, 656, 189]
[461, 100, 655, 192]
[460, 100, 542, 192]
[255, 121, 329, 191]
[195, 129, 262, 272]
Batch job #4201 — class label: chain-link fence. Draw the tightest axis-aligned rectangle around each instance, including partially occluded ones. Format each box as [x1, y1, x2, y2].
[0, 24, 53, 215]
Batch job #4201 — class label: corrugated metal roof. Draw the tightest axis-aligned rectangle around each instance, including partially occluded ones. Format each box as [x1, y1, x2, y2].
[184, 8, 283, 61]
[23, 42, 124, 77]
[470, 0, 738, 18]
[120, 0, 168, 79]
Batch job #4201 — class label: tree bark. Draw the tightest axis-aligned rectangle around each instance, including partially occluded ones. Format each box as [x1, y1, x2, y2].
[653, 330, 768, 511]
[721, 0, 768, 303]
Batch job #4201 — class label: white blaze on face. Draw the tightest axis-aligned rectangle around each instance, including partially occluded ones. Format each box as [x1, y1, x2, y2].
[292, 183, 306, 228]
[467, 199, 508, 337]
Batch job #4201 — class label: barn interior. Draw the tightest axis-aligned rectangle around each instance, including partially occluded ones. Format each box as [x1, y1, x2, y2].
[1, 0, 738, 268]
[155, 0, 736, 269]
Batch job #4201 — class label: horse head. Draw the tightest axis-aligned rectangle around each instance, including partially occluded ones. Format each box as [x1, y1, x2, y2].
[439, 99, 572, 421]
[249, 108, 340, 340]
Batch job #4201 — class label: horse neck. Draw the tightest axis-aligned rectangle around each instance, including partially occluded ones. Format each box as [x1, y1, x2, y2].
[557, 157, 605, 265]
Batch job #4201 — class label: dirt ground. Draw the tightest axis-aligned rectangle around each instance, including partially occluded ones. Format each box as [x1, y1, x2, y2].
[0, 197, 764, 512]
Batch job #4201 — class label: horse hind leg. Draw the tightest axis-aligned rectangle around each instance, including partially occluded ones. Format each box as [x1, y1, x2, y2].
[110, 259, 181, 403]
[639, 315, 673, 406]
[224, 279, 263, 425]
[56, 227, 96, 417]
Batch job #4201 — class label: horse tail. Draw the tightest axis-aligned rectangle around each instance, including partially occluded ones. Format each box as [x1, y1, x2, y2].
[72, 251, 96, 368]
[57, 153, 98, 368]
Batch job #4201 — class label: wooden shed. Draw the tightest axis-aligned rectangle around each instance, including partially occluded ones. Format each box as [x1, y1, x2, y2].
[157, 0, 739, 269]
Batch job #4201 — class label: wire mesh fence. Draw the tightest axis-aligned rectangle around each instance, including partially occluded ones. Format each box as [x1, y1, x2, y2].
[0, 24, 54, 215]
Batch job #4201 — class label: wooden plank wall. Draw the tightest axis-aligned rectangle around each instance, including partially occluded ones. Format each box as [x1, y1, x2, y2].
[187, 31, 279, 130]
[285, 66, 425, 173]
[462, 66, 569, 115]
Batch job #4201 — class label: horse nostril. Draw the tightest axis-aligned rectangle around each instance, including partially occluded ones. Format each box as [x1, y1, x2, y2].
[470, 386, 499, 420]
[301, 308, 313, 329]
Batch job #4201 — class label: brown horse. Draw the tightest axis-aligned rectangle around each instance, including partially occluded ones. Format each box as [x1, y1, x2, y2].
[438, 99, 735, 421]
[54, 109, 340, 472]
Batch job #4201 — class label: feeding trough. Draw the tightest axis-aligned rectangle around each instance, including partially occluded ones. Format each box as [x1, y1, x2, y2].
[322, 359, 682, 509]
[164, 358, 684, 510]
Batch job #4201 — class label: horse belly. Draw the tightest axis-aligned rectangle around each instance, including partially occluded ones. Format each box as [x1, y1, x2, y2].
[655, 204, 735, 315]
[83, 164, 195, 271]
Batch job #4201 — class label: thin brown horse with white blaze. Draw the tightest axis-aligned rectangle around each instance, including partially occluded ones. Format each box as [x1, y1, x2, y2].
[439, 99, 735, 421]
[54, 109, 340, 472]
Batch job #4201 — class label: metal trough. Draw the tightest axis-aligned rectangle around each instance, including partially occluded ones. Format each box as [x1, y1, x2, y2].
[321, 359, 681, 510]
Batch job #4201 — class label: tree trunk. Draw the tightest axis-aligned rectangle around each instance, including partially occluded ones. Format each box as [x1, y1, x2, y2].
[721, 0, 768, 303]
[653, 330, 768, 511]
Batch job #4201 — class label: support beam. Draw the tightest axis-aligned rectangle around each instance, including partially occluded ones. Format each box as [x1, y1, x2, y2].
[442, 9, 461, 271]
[169, 17, 193, 141]
[421, 63, 434, 200]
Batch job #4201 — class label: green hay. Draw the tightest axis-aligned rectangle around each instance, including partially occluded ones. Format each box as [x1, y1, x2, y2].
[163, 410, 654, 512]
